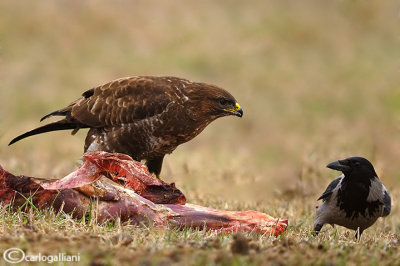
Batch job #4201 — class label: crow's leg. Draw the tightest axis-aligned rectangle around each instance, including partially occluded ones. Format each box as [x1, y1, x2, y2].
[354, 227, 363, 239]
[313, 224, 324, 236]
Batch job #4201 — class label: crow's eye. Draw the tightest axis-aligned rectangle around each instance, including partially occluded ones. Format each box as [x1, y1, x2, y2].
[355, 162, 361, 167]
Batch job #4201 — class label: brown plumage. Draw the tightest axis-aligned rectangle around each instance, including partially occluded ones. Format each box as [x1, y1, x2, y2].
[9, 76, 243, 177]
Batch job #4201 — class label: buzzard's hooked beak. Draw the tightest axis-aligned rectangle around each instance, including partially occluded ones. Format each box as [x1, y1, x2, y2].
[226, 102, 243, 117]
[223, 102, 243, 117]
[327, 160, 351, 172]
[234, 103, 243, 117]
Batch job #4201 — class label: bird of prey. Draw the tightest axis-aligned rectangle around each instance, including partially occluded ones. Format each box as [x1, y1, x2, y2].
[9, 76, 243, 177]
[314, 157, 391, 238]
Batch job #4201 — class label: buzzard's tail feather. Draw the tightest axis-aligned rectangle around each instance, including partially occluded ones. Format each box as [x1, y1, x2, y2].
[40, 110, 69, 122]
[9, 120, 87, 145]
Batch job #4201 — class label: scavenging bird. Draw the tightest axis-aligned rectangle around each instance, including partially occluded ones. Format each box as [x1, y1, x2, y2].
[9, 76, 243, 178]
[314, 157, 391, 238]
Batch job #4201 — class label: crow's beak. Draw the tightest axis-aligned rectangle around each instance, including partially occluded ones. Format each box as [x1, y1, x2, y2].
[233, 103, 243, 117]
[326, 160, 351, 172]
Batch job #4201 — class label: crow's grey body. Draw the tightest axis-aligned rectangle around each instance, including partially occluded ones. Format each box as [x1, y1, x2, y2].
[314, 157, 391, 238]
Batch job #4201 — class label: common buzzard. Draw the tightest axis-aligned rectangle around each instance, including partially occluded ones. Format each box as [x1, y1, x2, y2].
[9, 76, 243, 177]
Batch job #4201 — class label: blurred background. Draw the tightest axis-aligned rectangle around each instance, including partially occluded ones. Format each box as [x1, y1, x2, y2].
[0, 0, 399, 214]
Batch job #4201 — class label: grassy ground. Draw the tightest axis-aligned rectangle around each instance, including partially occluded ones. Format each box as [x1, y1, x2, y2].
[0, 0, 399, 265]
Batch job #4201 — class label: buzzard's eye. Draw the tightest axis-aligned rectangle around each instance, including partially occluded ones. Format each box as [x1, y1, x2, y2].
[219, 98, 229, 106]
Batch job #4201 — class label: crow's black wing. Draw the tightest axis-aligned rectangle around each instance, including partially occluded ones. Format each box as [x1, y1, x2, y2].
[317, 177, 342, 201]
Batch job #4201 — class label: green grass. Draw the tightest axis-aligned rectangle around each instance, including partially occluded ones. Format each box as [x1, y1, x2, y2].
[0, 0, 399, 265]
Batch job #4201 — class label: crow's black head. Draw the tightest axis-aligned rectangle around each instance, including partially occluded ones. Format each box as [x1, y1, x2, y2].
[326, 157, 378, 180]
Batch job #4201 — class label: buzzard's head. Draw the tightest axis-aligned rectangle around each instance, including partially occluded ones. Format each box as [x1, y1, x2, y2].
[185, 84, 243, 121]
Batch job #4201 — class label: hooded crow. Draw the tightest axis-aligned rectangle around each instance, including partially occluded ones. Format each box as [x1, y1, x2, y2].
[314, 157, 391, 238]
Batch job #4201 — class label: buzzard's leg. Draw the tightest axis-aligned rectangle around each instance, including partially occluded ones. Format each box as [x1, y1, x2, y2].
[146, 156, 164, 179]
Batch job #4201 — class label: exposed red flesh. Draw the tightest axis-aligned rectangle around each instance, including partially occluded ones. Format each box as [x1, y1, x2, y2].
[41, 152, 186, 205]
[167, 203, 288, 236]
[0, 152, 288, 235]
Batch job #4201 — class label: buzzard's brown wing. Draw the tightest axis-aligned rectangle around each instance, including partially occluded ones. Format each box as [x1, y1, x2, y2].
[60, 77, 181, 128]
[9, 77, 185, 145]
